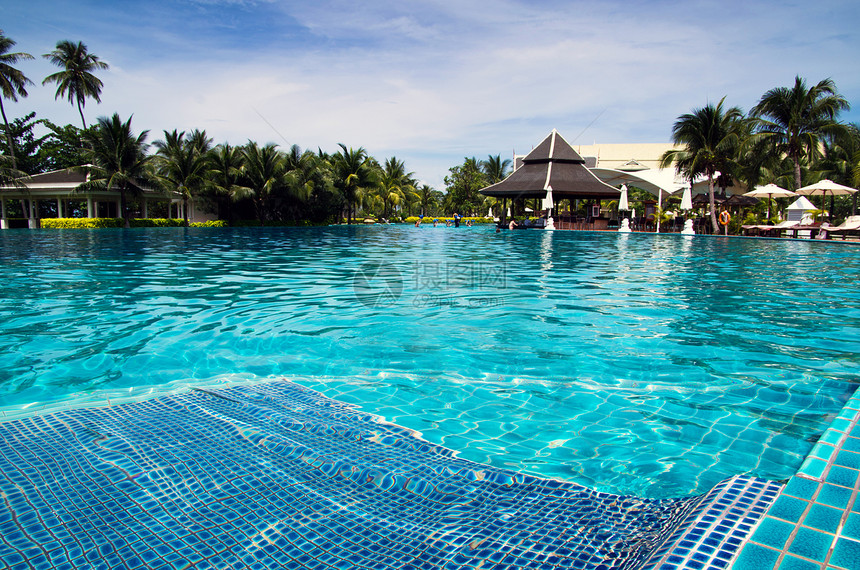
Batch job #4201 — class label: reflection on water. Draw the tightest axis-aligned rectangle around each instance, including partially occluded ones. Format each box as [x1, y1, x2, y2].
[0, 226, 858, 497]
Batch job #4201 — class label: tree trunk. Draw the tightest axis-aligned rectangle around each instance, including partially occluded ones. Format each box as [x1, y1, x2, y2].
[120, 187, 130, 228]
[183, 196, 189, 227]
[793, 157, 802, 190]
[708, 176, 719, 233]
[77, 98, 87, 130]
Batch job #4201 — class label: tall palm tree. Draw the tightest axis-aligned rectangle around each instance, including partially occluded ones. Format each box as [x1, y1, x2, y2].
[153, 130, 211, 226]
[482, 154, 511, 183]
[42, 40, 109, 129]
[241, 142, 286, 224]
[818, 123, 860, 215]
[378, 157, 415, 219]
[660, 97, 745, 233]
[333, 144, 374, 224]
[0, 31, 34, 169]
[209, 143, 251, 221]
[750, 76, 850, 190]
[78, 114, 153, 228]
[417, 183, 441, 216]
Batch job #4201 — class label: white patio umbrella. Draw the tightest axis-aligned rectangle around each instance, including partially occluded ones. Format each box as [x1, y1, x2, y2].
[680, 185, 693, 211]
[542, 186, 554, 210]
[744, 184, 796, 218]
[796, 180, 858, 216]
[618, 184, 629, 211]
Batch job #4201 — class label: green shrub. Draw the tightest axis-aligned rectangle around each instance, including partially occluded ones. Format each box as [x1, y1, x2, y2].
[42, 218, 123, 229]
[190, 220, 228, 228]
[129, 218, 185, 228]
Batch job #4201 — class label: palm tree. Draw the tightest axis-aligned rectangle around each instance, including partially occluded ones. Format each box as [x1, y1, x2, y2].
[417, 184, 441, 216]
[78, 114, 153, 228]
[153, 130, 211, 226]
[378, 157, 415, 219]
[333, 144, 374, 224]
[482, 154, 511, 183]
[0, 31, 34, 169]
[241, 142, 286, 224]
[42, 40, 109, 129]
[209, 143, 251, 221]
[818, 123, 860, 216]
[750, 76, 850, 190]
[660, 97, 744, 233]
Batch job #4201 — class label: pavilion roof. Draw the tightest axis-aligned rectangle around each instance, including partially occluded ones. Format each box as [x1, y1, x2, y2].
[480, 130, 620, 200]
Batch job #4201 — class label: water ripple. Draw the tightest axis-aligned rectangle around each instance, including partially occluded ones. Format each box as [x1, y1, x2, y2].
[0, 226, 859, 497]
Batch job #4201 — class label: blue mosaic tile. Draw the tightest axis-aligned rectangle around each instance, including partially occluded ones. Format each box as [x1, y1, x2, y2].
[777, 554, 822, 570]
[787, 527, 833, 561]
[769, 496, 811, 523]
[843, 512, 860, 542]
[732, 543, 781, 570]
[834, 450, 860, 470]
[783, 477, 820, 500]
[753, 517, 795, 549]
[0, 380, 707, 570]
[844, 437, 860, 454]
[830, 537, 860, 570]
[804, 503, 843, 534]
[816, 483, 854, 509]
[827, 465, 860, 489]
[799, 457, 828, 480]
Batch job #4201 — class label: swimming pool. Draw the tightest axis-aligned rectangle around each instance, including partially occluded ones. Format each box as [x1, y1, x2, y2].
[1, 226, 858, 499]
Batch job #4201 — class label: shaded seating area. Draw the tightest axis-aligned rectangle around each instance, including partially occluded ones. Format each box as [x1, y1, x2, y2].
[479, 130, 620, 229]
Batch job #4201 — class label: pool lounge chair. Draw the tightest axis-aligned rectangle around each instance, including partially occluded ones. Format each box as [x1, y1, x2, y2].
[827, 215, 860, 240]
[742, 219, 801, 237]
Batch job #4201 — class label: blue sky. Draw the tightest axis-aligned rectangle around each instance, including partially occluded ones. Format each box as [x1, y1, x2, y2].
[4, 0, 860, 189]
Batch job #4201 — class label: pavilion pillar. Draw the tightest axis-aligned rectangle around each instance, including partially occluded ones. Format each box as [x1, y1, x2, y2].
[501, 198, 507, 227]
[57, 198, 64, 218]
[1, 198, 6, 229]
[116, 198, 121, 219]
[28, 200, 37, 229]
[142, 199, 148, 218]
[87, 196, 95, 218]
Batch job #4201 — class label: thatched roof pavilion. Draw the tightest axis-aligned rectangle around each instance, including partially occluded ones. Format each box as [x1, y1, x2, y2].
[479, 130, 621, 201]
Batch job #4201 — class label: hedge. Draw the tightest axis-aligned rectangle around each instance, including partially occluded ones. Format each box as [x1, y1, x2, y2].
[41, 218, 227, 229]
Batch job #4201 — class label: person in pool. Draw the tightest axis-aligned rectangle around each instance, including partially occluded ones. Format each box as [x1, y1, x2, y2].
[453, 212, 461, 227]
[509, 218, 518, 230]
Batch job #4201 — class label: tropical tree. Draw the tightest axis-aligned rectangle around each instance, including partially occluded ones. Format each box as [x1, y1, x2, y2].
[482, 154, 511, 183]
[241, 142, 286, 224]
[444, 157, 487, 215]
[153, 130, 212, 226]
[332, 144, 374, 224]
[0, 31, 34, 169]
[377, 156, 415, 219]
[38, 119, 92, 171]
[660, 97, 745, 233]
[750, 76, 850, 190]
[42, 40, 109, 129]
[78, 113, 154, 228]
[817, 123, 860, 216]
[416, 184, 441, 216]
[208, 143, 251, 221]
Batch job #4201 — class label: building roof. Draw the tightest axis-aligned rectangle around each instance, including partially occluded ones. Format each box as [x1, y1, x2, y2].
[0, 167, 165, 198]
[480, 130, 620, 200]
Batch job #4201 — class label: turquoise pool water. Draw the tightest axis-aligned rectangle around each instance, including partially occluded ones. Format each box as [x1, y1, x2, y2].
[1, 226, 858, 498]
